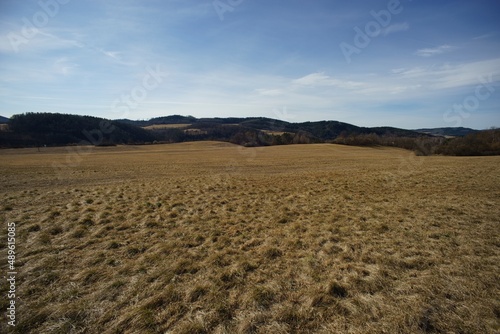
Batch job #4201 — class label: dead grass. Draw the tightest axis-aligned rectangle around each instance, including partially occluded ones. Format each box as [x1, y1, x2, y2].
[0, 142, 499, 333]
[142, 124, 191, 130]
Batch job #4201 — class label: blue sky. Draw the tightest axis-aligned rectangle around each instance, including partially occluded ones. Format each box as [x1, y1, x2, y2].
[1, 0, 499, 129]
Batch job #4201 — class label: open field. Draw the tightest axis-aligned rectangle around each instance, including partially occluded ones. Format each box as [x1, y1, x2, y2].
[0, 142, 499, 333]
[142, 124, 192, 130]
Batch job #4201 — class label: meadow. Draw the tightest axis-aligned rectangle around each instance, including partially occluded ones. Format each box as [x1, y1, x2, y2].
[0, 142, 499, 333]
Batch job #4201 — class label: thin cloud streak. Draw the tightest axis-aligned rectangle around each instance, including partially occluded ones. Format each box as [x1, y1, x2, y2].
[382, 22, 409, 36]
[415, 44, 455, 57]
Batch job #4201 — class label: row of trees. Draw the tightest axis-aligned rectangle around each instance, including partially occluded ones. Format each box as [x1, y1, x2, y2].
[435, 128, 500, 156]
[333, 129, 500, 156]
[149, 125, 319, 147]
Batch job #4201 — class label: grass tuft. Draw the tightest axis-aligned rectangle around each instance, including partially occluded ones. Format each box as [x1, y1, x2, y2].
[327, 281, 349, 298]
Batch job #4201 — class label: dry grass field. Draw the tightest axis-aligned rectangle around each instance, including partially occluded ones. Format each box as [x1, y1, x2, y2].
[0, 142, 499, 333]
[142, 124, 191, 130]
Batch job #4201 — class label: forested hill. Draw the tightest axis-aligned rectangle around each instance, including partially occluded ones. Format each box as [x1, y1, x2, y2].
[0, 112, 428, 148]
[119, 116, 426, 139]
[0, 113, 155, 147]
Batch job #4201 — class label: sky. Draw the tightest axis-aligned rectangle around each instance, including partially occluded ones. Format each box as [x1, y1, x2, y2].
[0, 0, 499, 129]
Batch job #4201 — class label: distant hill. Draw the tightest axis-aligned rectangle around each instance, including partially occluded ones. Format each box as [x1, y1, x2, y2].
[118, 116, 429, 141]
[2, 112, 433, 149]
[0, 112, 155, 147]
[115, 115, 198, 127]
[114, 115, 442, 152]
[0, 116, 9, 124]
[1, 113, 498, 156]
[415, 127, 478, 137]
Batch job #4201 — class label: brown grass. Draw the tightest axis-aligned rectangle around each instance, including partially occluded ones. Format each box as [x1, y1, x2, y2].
[142, 124, 191, 130]
[0, 142, 499, 333]
[261, 130, 294, 136]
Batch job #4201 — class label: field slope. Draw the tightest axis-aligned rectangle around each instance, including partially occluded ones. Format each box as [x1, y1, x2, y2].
[1, 142, 499, 333]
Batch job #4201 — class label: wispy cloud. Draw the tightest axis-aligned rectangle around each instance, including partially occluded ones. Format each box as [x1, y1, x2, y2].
[415, 44, 455, 57]
[473, 33, 495, 40]
[381, 22, 409, 36]
[0, 28, 82, 54]
[292, 72, 331, 86]
[255, 88, 285, 96]
[53, 57, 78, 76]
[3, 96, 67, 100]
[94, 48, 137, 66]
[292, 72, 365, 89]
[393, 58, 500, 89]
